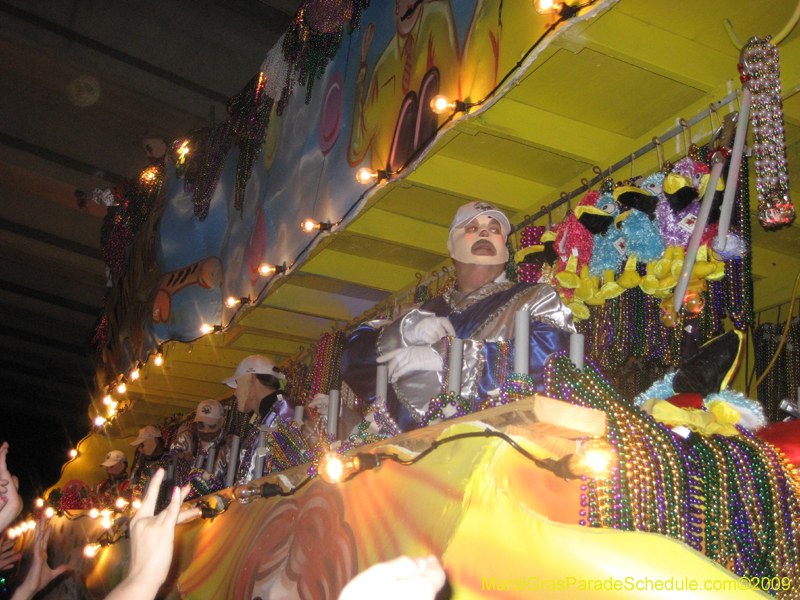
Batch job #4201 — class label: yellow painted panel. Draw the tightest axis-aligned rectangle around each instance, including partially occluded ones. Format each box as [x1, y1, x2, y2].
[510, 49, 705, 139]
[439, 131, 592, 188]
[576, 10, 731, 91]
[262, 284, 373, 322]
[407, 154, 554, 210]
[240, 306, 333, 341]
[346, 208, 449, 255]
[300, 250, 420, 292]
[375, 184, 467, 227]
[467, 98, 630, 163]
[229, 332, 306, 356]
[127, 374, 229, 401]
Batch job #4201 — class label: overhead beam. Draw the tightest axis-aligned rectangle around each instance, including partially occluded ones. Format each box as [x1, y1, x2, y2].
[0, 1, 229, 105]
[346, 209, 449, 256]
[407, 154, 555, 212]
[459, 100, 631, 165]
[569, 10, 731, 92]
[299, 250, 421, 292]
[239, 306, 334, 341]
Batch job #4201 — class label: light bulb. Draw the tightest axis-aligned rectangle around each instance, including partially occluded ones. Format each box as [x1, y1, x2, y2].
[317, 452, 380, 484]
[108, 406, 116, 417]
[116, 382, 126, 394]
[69, 449, 78, 458]
[130, 369, 139, 381]
[429, 95, 466, 114]
[115, 497, 128, 509]
[26, 520, 35, 530]
[19, 522, 28, 532]
[226, 296, 238, 308]
[44, 507, 55, 519]
[89, 508, 99, 519]
[356, 168, 378, 184]
[7, 528, 16, 539]
[84, 543, 101, 558]
[132, 499, 142, 510]
[35, 498, 44, 508]
[535, 0, 561, 13]
[101, 512, 112, 529]
[569, 439, 616, 478]
[200, 324, 214, 335]
[110, 401, 118, 410]
[13, 527, 22, 538]
[94, 416, 106, 427]
[259, 263, 275, 276]
[102, 395, 112, 405]
[301, 218, 318, 233]
[153, 353, 164, 366]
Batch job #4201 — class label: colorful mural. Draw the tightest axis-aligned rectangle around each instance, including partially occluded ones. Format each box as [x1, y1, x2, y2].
[94, 0, 618, 388]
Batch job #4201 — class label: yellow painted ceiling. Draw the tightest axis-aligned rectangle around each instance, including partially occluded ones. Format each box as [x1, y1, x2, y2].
[114, 0, 800, 438]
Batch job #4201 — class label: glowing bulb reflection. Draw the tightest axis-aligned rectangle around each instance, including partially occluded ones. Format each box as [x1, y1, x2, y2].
[44, 507, 55, 519]
[153, 353, 164, 366]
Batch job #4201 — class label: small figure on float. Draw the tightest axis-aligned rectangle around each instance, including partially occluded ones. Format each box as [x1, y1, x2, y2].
[223, 356, 295, 481]
[170, 399, 231, 497]
[95, 450, 129, 505]
[128, 426, 166, 484]
[341, 201, 575, 432]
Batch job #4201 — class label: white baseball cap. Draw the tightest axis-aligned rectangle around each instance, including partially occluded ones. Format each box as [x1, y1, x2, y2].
[100, 450, 128, 467]
[449, 202, 511, 237]
[222, 355, 285, 388]
[194, 399, 224, 424]
[129, 425, 162, 447]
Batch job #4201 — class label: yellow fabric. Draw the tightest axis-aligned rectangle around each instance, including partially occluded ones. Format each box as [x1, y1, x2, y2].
[698, 173, 726, 197]
[640, 399, 739, 437]
[662, 172, 692, 194]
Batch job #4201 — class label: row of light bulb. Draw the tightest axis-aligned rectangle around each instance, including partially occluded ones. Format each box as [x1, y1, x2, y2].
[95, 348, 165, 427]
[6, 519, 35, 539]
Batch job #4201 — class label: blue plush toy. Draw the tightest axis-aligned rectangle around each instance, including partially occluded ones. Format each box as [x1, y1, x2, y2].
[586, 193, 629, 299]
[615, 172, 667, 295]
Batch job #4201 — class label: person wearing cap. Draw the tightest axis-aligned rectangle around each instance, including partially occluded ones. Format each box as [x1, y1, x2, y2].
[95, 450, 130, 505]
[128, 426, 165, 485]
[168, 399, 230, 491]
[223, 356, 295, 482]
[341, 201, 575, 432]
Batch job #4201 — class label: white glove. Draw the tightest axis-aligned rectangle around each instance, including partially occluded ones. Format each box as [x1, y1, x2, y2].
[308, 393, 329, 412]
[377, 346, 443, 382]
[403, 316, 456, 345]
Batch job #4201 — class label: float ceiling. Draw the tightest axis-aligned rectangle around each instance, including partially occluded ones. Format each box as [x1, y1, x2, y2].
[2, 0, 800, 440]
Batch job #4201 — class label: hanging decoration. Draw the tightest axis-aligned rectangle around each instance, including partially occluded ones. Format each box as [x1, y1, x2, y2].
[741, 37, 795, 228]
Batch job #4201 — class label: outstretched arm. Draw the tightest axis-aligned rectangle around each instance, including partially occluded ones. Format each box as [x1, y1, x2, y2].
[106, 469, 199, 600]
[10, 519, 70, 600]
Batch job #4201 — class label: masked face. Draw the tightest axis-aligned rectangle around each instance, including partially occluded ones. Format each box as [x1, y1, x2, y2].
[106, 461, 126, 478]
[197, 420, 223, 442]
[235, 374, 254, 412]
[447, 216, 509, 265]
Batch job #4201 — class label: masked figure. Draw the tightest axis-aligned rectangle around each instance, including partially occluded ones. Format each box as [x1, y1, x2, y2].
[95, 450, 129, 506]
[223, 356, 295, 483]
[342, 202, 575, 431]
[169, 399, 231, 496]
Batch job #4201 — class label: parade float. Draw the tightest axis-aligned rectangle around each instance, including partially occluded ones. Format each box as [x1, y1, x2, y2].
[4, 0, 800, 598]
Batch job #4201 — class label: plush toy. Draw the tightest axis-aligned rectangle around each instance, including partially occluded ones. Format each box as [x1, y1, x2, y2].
[614, 173, 666, 295]
[582, 192, 628, 299]
[634, 330, 766, 435]
[552, 192, 599, 291]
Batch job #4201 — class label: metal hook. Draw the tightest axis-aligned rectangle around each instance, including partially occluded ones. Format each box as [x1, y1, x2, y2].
[414, 271, 423, 292]
[580, 178, 590, 192]
[524, 214, 532, 229]
[708, 103, 721, 132]
[652, 137, 664, 171]
[592, 166, 603, 178]
[679, 118, 692, 154]
[560, 191, 572, 213]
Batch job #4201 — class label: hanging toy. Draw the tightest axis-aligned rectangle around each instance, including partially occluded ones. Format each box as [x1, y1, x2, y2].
[552, 192, 598, 291]
[614, 174, 666, 295]
[581, 192, 627, 299]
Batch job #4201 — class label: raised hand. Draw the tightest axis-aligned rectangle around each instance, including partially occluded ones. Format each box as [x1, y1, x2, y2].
[0, 443, 22, 532]
[11, 518, 69, 600]
[106, 468, 199, 600]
